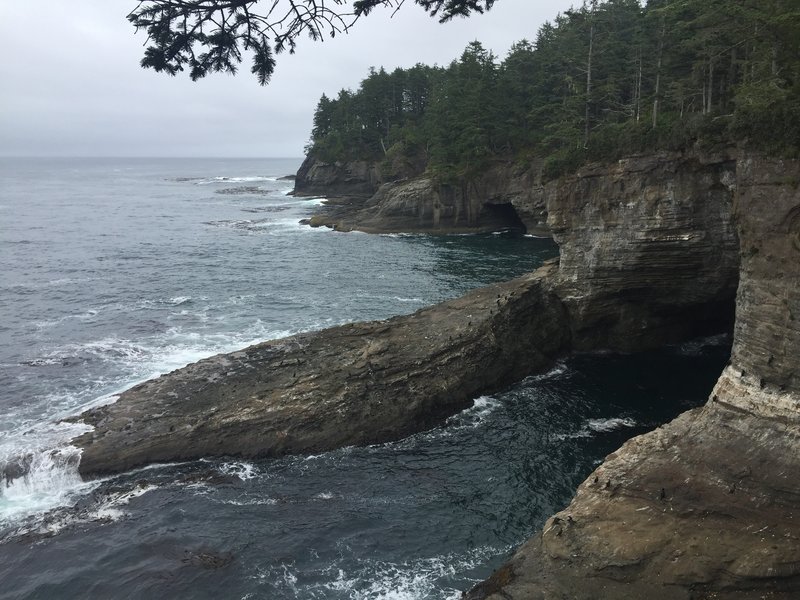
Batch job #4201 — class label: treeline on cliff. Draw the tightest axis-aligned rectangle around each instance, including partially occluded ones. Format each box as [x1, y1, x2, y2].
[306, 0, 800, 180]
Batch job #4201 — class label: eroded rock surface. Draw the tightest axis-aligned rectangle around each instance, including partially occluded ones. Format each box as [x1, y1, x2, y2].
[72, 151, 745, 482]
[548, 151, 740, 351]
[465, 155, 800, 599]
[300, 162, 549, 235]
[294, 155, 382, 199]
[74, 265, 569, 476]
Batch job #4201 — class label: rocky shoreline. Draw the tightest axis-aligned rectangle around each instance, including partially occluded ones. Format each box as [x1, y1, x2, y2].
[68, 151, 799, 597]
[293, 156, 549, 235]
[72, 264, 569, 476]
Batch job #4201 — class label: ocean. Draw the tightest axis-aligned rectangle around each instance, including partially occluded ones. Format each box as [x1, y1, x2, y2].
[0, 157, 729, 599]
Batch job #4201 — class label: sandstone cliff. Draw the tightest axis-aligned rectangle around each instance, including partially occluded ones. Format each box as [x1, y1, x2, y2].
[71, 150, 742, 482]
[293, 154, 383, 199]
[548, 151, 740, 351]
[465, 156, 800, 599]
[296, 157, 549, 235]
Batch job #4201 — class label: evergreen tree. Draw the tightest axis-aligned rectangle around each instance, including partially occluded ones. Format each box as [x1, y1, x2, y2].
[306, 0, 800, 179]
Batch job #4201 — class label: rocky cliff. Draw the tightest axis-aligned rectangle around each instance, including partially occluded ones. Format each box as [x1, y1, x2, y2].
[548, 151, 740, 351]
[465, 155, 800, 599]
[293, 154, 383, 199]
[296, 157, 549, 235]
[65, 151, 797, 596]
[71, 150, 743, 482]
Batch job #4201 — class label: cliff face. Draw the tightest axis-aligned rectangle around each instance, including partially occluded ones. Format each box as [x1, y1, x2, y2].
[548, 152, 740, 351]
[730, 156, 800, 399]
[294, 154, 382, 198]
[296, 158, 549, 235]
[466, 155, 800, 600]
[72, 150, 746, 479]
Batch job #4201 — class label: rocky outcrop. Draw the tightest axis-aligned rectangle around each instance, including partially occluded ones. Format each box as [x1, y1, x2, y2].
[548, 151, 740, 351]
[293, 154, 382, 198]
[302, 161, 549, 235]
[71, 150, 745, 480]
[319, 177, 529, 234]
[465, 156, 800, 599]
[73, 265, 569, 476]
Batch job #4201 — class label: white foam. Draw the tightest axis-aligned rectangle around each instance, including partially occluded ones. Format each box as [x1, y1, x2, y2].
[586, 417, 637, 432]
[194, 176, 277, 185]
[219, 461, 258, 481]
[452, 396, 502, 427]
[0, 430, 98, 528]
[554, 416, 638, 440]
[391, 395, 503, 449]
[525, 361, 570, 383]
[91, 484, 158, 522]
[33, 309, 98, 329]
[264, 544, 511, 599]
[220, 497, 277, 506]
[5, 482, 159, 539]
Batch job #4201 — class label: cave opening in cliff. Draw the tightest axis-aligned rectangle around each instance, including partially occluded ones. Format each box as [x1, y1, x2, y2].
[484, 202, 527, 234]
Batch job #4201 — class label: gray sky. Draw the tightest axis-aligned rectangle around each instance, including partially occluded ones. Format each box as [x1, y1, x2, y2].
[0, 0, 576, 158]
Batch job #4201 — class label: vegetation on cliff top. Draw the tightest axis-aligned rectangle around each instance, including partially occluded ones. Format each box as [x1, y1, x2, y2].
[306, 0, 800, 180]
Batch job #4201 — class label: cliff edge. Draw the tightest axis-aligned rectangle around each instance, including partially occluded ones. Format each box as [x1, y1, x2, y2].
[465, 155, 800, 599]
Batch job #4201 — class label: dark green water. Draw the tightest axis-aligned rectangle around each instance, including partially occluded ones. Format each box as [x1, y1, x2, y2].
[0, 158, 729, 599]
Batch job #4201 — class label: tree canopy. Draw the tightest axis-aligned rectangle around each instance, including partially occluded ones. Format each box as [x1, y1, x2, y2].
[306, 0, 800, 180]
[127, 0, 498, 85]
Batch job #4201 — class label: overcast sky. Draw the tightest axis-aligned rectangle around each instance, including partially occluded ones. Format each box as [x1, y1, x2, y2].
[0, 0, 576, 158]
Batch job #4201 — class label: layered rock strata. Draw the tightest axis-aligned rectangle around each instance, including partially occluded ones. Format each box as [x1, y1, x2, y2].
[74, 265, 569, 476]
[465, 157, 800, 599]
[297, 159, 549, 235]
[72, 151, 742, 480]
[548, 151, 740, 351]
[294, 155, 382, 199]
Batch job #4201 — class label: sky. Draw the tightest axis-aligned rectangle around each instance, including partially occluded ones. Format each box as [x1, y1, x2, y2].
[0, 0, 576, 158]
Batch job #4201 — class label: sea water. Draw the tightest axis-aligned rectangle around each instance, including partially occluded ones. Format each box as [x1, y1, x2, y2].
[0, 157, 729, 599]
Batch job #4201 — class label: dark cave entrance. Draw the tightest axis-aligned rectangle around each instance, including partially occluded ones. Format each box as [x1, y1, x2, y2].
[483, 202, 527, 234]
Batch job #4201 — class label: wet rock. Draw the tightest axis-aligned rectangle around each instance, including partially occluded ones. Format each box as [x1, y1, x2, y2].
[181, 549, 234, 570]
[72, 264, 570, 476]
[464, 154, 800, 599]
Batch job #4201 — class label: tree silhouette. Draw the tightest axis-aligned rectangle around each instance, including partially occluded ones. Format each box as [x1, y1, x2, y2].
[128, 0, 497, 85]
